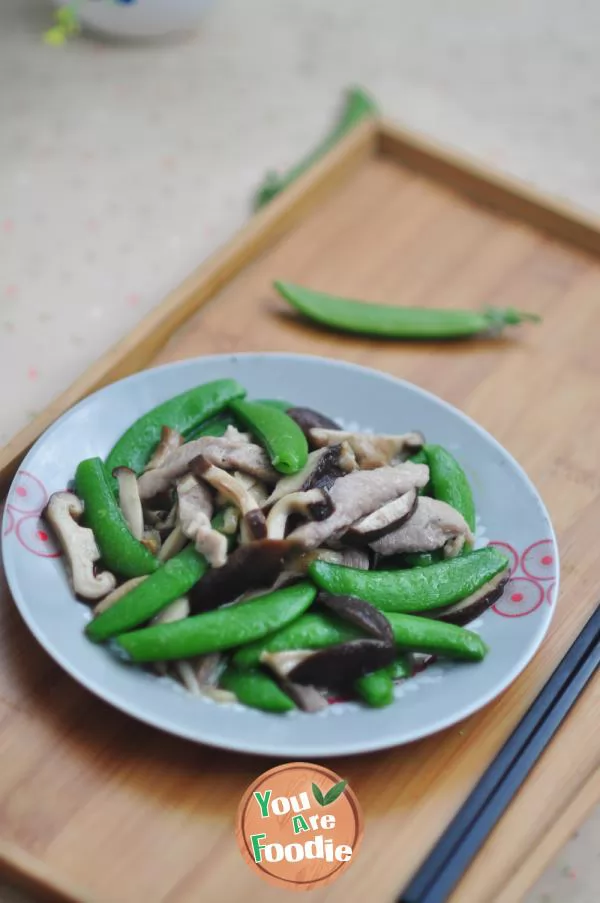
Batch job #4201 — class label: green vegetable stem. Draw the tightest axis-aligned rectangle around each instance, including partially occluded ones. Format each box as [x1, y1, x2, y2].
[254, 87, 378, 209]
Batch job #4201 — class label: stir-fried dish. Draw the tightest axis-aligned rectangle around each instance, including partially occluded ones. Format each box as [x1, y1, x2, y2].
[44, 378, 510, 714]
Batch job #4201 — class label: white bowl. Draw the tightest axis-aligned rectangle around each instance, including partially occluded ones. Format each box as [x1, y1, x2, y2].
[2, 354, 558, 757]
[51, 0, 216, 39]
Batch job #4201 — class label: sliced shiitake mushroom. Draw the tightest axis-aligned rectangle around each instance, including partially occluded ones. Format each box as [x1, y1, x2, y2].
[309, 428, 425, 469]
[425, 568, 510, 626]
[265, 445, 356, 507]
[44, 492, 117, 601]
[286, 640, 396, 691]
[287, 407, 340, 440]
[189, 540, 297, 613]
[318, 594, 394, 644]
[344, 489, 418, 545]
[113, 466, 145, 540]
[144, 426, 184, 472]
[266, 488, 334, 540]
[241, 509, 268, 542]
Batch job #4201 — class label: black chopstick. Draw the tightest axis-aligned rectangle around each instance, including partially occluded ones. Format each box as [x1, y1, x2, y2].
[399, 604, 600, 903]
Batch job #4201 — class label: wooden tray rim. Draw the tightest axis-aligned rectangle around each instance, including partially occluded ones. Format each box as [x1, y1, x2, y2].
[3, 116, 600, 496]
[1, 116, 600, 901]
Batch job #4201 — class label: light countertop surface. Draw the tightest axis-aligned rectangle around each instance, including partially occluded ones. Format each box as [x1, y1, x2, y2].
[0, 1, 598, 900]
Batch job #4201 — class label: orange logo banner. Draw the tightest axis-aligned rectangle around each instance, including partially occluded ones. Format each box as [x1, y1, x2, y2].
[236, 761, 363, 891]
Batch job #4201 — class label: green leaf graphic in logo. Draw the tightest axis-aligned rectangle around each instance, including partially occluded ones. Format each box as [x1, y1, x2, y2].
[312, 782, 326, 806]
[323, 780, 348, 806]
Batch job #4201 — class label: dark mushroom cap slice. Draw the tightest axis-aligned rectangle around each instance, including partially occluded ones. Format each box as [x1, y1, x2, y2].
[266, 488, 334, 540]
[318, 593, 394, 644]
[144, 426, 184, 472]
[265, 444, 355, 508]
[344, 489, 418, 545]
[288, 639, 396, 691]
[309, 428, 425, 468]
[425, 568, 510, 626]
[242, 509, 268, 541]
[287, 407, 340, 441]
[302, 444, 353, 492]
[189, 539, 297, 612]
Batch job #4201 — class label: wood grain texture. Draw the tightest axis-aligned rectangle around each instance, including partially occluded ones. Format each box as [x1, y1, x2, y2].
[1, 127, 600, 903]
[0, 120, 377, 498]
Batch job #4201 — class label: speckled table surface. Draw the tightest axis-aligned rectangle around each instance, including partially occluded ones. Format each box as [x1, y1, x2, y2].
[0, 0, 598, 900]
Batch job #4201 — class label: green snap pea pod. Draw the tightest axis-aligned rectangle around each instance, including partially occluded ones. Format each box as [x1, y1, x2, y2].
[355, 668, 394, 707]
[184, 412, 236, 442]
[232, 612, 362, 669]
[234, 609, 486, 667]
[274, 281, 541, 340]
[229, 399, 308, 475]
[115, 582, 316, 663]
[254, 87, 378, 209]
[106, 378, 246, 476]
[220, 667, 295, 713]
[309, 546, 508, 613]
[387, 612, 487, 661]
[75, 457, 159, 578]
[425, 444, 476, 533]
[87, 546, 206, 642]
[355, 651, 412, 707]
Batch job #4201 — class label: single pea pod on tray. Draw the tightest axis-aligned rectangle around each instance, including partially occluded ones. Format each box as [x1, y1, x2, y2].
[253, 86, 378, 209]
[105, 378, 246, 476]
[308, 546, 509, 614]
[274, 280, 541, 339]
[114, 582, 317, 662]
[75, 457, 159, 579]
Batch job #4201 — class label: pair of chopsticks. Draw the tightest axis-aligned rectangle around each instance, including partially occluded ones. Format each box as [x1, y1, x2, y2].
[400, 604, 600, 903]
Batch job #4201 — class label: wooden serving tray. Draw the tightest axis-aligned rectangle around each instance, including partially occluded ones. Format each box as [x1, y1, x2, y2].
[1, 120, 599, 903]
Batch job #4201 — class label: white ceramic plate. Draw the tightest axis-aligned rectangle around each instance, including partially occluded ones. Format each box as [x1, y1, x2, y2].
[2, 354, 558, 757]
